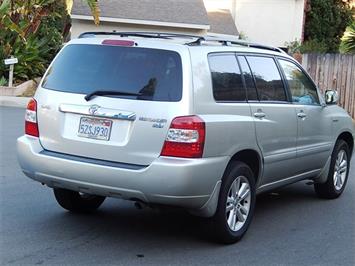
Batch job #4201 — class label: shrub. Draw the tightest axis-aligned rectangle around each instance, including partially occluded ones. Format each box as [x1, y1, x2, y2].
[299, 40, 329, 54]
[0, 76, 7, 86]
[304, 0, 353, 52]
[0, 1, 68, 83]
[284, 39, 329, 54]
[284, 39, 302, 54]
[0, 0, 99, 84]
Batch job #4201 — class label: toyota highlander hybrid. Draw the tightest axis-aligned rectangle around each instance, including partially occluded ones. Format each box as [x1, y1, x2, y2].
[17, 32, 354, 243]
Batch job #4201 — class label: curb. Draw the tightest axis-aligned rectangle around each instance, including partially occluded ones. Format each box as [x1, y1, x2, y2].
[0, 96, 30, 108]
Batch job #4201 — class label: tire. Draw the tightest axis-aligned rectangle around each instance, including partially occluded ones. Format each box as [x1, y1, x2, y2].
[209, 161, 256, 244]
[54, 188, 105, 212]
[314, 140, 350, 199]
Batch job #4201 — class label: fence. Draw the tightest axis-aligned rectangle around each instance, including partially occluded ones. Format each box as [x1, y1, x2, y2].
[302, 53, 355, 119]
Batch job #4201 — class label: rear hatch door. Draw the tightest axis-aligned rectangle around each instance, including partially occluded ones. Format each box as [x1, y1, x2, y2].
[36, 40, 190, 166]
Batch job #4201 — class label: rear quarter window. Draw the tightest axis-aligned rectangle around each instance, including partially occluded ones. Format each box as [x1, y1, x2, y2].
[42, 44, 183, 102]
[208, 54, 246, 102]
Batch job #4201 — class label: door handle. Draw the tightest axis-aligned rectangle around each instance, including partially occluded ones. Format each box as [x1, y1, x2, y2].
[254, 112, 266, 119]
[297, 112, 307, 119]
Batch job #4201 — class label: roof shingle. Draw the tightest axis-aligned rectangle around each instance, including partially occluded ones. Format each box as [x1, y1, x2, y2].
[72, 0, 210, 26]
[207, 9, 238, 36]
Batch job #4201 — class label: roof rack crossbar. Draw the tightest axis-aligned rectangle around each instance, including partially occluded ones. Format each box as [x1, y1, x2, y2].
[187, 37, 205, 46]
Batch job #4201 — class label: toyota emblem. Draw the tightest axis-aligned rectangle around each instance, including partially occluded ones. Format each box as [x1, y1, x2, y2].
[88, 104, 100, 115]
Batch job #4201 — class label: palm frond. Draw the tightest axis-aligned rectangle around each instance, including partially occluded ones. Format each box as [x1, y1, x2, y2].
[65, 0, 100, 25]
[341, 22, 355, 53]
[84, 0, 100, 25]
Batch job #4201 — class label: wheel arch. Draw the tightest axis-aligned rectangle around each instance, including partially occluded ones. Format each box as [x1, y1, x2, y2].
[337, 131, 354, 156]
[192, 149, 262, 218]
[225, 149, 262, 185]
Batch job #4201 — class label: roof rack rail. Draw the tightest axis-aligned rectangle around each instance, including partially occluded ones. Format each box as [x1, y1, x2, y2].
[187, 36, 285, 54]
[77, 31, 285, 54]
[78, 31, 202, 40]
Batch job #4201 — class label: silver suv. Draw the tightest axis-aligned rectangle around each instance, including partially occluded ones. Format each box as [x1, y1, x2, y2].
[17, 32, 354, 243]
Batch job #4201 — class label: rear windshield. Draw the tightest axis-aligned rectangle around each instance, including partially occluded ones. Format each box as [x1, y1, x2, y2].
[42, 44, 183, 102]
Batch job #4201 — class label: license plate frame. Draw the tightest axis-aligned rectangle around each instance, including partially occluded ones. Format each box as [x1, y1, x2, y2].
[77, 116, 113, 141]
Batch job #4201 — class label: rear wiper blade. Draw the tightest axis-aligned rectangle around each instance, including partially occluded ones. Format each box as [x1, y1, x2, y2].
[85, 90, 142, 101]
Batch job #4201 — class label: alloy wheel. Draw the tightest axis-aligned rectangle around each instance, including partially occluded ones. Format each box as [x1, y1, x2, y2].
[333, 149, 348, 191]
[225, 176, 251, 232]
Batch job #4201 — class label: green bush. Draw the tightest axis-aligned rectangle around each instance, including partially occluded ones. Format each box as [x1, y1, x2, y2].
[284, 39, 329, 54]
[284, 39, 302, 54]
[0, 76, 7, 86]
[299, 40, 329, 54]
[0, 0, 98, 84]
[0, 0, 69, 83]
[304, 0, 353, 52]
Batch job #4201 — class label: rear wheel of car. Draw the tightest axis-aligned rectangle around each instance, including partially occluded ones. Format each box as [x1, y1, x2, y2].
[209, 161, 256, 244]
[314, 140, 350, 199]
[53, 188, 105, 212]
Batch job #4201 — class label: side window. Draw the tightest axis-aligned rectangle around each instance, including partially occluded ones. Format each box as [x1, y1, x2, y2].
[246, 56, 287, 102]
[278, 59, 320, 105]
[237, 56, 258, 101]
[208, 54, 246, 101]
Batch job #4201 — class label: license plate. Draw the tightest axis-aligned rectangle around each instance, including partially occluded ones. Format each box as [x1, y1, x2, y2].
[78, 117, 112, 141]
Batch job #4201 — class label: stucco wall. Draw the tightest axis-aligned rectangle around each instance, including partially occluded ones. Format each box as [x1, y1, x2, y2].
[72, 0, 305, 46]
[234, 0, 305, 47]
[71, 20, 207, 39]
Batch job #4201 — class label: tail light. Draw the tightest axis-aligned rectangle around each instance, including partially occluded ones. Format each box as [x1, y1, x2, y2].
[161, 116, 205, 158]
[25, 98, 39, 137]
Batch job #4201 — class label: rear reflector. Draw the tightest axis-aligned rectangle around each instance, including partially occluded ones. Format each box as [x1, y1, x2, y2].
[25, 98, 39, 137]
[102, 39, 135, 46]
[161, 116, 205, 158]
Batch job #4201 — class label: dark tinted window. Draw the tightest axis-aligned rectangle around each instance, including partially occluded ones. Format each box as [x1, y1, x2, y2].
[42, 44, 183, 102]
[237, 56, 258, 100]
[208, 54, 246, 101]
[246, 56, 287, 101]
[278, 59, 319, 105]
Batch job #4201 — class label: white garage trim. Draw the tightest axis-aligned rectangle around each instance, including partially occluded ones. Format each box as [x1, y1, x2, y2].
[71, 15, 210, 30]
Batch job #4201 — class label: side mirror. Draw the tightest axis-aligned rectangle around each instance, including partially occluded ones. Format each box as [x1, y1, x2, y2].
[325, 90, 339, 105]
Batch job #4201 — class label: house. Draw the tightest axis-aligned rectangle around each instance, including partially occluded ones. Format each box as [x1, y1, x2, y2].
[205, 0, 306, 47]
[71, 0, 306, 48]
[71, 0, 238, 38]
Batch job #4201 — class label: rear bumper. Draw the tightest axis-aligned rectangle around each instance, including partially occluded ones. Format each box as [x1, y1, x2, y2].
[17, 136, 228, 210]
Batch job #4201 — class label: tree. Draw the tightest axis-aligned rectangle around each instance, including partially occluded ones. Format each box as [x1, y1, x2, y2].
[0, 0, 100, 82]
[303, 0, 353, 52]
[0, 0, 99, 39]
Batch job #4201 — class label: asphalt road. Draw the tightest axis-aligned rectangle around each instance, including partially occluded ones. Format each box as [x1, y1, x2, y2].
[1, 106, 354, 266]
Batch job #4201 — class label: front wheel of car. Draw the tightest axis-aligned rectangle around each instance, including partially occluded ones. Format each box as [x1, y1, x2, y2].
[314, 140, 350, 199]
[209, 161, 256, 244]
[54, 188, 106, 212]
